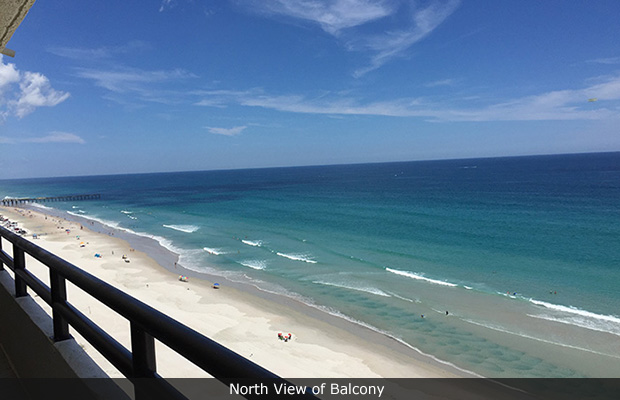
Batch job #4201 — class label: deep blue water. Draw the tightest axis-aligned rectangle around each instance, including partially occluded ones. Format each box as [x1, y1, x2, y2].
[2, 152, 620, 377]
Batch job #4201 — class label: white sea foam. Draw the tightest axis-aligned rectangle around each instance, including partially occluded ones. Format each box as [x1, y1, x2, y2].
[30, 203, 54, 211]
[529, 299, 620, 326]
[203, 247, 226, 255]
[241, 239, 262, 247]
[292, 300, 480, 376]
[388, 292, 420, 303]
[464, 285, 473, 290]
[163, 224, 200, 233]
[385, 267, 458, 287]
[527, 314, 620, 337]
[66, 211, 187, 258]
[120, 210, 133, 214]
[463, 318, 620, 359]
[67, 212, 121, 229]
[239, 260, 267, 270]
[276, 252, 317, 264]
[313, 280, 391, 297]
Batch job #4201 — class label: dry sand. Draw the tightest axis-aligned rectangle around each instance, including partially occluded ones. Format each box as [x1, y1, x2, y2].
[1, 206, 465, 379]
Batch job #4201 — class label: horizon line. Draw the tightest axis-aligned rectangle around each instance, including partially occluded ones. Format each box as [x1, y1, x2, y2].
[1, 149, 618, 182]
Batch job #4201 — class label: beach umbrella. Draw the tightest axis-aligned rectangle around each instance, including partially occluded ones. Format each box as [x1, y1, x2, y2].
[212, 283, 220, 289]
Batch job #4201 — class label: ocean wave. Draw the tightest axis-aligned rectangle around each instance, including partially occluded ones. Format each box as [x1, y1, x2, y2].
[203, 247, 226, 255]
[163, 224, 200, 233]
[131, 231, 185, 257]
[387, 292, 420, 303]
[30, 203, 55, 211]
[295, 301, 480, 377]
[241, 239, 263, 247]
[463, 318, 620, 359]
[120, 210, 133, 214]
[276, 252, 317, 264]
[529, 299, 620, 325]
[24, 205, 207, 282]
[67, 212, 121, 229]
[239, 260, 267, 270]
[385, 267, 458, 287]
[313, 280, 391, 297]
[527, 314, 620, 337]
[528, 299, 620, 336]
[66, 211, 188, 257]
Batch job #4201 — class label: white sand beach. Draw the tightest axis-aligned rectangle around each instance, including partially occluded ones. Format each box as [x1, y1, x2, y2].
[1, 206, 465, 379]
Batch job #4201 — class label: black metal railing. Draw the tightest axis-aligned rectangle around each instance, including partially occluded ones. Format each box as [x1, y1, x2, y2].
[0, 225, 310, 400]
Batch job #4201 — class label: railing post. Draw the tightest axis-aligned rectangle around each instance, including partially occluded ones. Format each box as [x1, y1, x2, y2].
[0, 237, 4, 270]
[131, 323, 157, 400]
[131, 323, 156, 377]
[50, 270, 71, 341]
[13, 244, 27, 297]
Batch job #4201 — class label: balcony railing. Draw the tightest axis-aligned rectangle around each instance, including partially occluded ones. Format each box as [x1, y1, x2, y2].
[0, 225, 311, 399]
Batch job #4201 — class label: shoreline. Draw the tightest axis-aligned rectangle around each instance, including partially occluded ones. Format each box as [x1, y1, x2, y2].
[1, 205, 471, 378]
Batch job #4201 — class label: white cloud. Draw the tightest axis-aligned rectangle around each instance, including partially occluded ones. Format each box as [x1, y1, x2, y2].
[26, 132, 86, 144]
[75, 66, 196, 93]
[0, 59, 20, 91]
[48, 41, 151, 61]
[205, 125, 247, 136]
[14, 72, 71, 118]
[250, 0, 395, 35]
[425, 78, 455, 87]
[242, 0, 460, 76]
[194, 74, 620, 122]
[0, 56, 70, 120]
[351, 0, 461, 77]
[1, 131, 85, 145]
[159, 0, 176, 12]
[586, 56, 620, 65]
[73, 66, 197, 107]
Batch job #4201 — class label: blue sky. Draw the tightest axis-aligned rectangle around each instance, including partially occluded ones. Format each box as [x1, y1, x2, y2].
[1, 0, 619, 179]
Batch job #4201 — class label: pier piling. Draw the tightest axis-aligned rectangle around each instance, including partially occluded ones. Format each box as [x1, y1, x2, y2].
[1, 194, 101, 206]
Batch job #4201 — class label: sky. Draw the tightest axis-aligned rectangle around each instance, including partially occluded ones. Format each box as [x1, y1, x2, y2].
[1, 0, 619, 179]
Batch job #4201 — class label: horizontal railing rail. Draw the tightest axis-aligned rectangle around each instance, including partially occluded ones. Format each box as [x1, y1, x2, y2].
[0, 225, 313, 400]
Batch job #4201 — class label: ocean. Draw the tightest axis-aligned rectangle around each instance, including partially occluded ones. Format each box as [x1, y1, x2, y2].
[2, 152, 620, 378]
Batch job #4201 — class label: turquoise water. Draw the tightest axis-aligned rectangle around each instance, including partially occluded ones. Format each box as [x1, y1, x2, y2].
[2, 152, 620, 377]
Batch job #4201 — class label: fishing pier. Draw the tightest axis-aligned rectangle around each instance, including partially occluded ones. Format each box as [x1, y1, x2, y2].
[1, 194, 101, 206]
